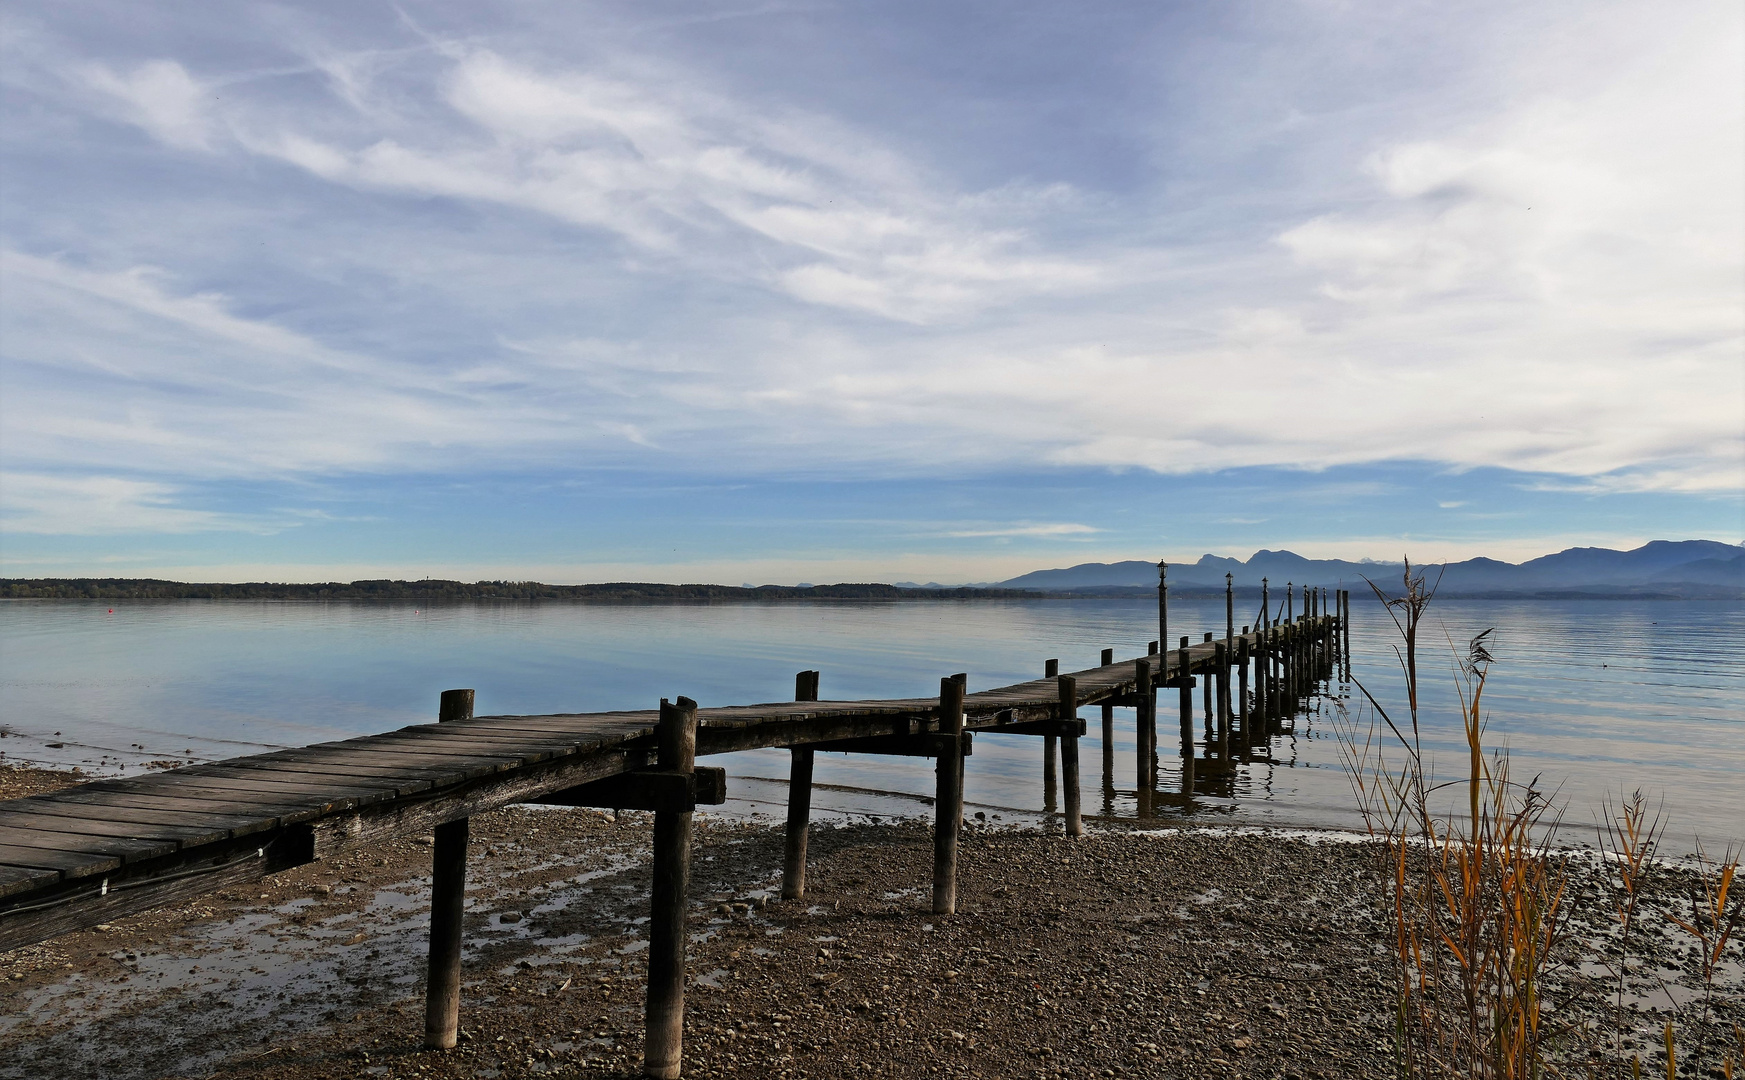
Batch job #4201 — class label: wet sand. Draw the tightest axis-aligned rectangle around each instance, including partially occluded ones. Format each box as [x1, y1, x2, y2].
[1, 765, 1737, 1079]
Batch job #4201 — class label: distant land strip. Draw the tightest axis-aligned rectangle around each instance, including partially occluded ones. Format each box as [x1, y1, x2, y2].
[2, 577, 1738, 601]
[0, 578, 1049, 601]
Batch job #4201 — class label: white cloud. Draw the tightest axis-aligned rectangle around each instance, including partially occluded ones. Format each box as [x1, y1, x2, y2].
[940, 523, 1101, 539]
[79, 59, 214, 150]
[0, 472, 265, 535]
[0, 0, 1738, 549]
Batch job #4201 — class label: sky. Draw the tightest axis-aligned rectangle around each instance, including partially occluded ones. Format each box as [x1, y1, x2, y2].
[1, 0, 1740, 585]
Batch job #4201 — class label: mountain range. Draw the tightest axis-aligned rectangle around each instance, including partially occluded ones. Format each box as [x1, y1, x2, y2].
[993, 540, 1745, 598]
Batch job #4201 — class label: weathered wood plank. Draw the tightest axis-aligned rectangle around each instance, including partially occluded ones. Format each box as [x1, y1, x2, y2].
[28, 788, 309, 828]
[0, 844, 120, 878]
[0, 864, 60, 899]
[0, 810, 227, 847]
[0, 826, 178, 863]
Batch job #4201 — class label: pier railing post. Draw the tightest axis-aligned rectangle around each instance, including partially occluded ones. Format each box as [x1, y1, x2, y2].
[933, 677, 966, 914]
[424, 688, 473, 1051]
[645, 696, 698, 1080]
[1057, 675, 1082, 837]
[782, 670, 819, 901]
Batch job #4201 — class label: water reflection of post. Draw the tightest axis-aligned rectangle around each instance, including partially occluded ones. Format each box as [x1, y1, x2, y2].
[1134, 657, 1154, 818]
[1178, 639, 1195, 797]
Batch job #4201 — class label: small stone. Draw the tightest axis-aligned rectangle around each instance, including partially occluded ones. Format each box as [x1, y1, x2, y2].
[500, 912, 523, 924]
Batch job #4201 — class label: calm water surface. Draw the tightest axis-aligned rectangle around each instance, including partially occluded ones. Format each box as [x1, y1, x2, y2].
[0, 596, 1739, 851]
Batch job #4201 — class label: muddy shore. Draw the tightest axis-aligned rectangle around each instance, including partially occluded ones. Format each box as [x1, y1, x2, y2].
[1, 765, 1738, 1080]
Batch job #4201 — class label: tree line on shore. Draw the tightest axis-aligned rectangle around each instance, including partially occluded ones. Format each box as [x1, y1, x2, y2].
[0, 578, 1046, 601]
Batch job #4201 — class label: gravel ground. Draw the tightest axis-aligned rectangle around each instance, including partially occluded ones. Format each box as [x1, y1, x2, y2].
[1, 765, 1738, 1080]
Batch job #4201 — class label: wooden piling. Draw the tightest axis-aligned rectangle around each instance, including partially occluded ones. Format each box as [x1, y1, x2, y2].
[1042, 660, 1059, 813]
[424, 687, 473, 1051]
[1236, 636, 1250, 746]
[644, 696, 698, 1080]
[1157, 561, 1168, 665]
[781, 670, 820, 901]
[932, 677, 965, 914]
[1178, 642, 1195, 794]
[1134, 658, 1154, 816]
[1057, 675, 1082, 838]
[1215, 641, 1230, 758]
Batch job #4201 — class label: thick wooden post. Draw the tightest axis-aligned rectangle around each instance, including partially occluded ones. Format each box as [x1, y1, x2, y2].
[1258, 579, 1271, 728]
[1178, 642, 1195, 795]
[1236, 636, 1250, 746]
[1343, 589, 1352, 679]
[644, 697, 698, 1080]
[1100, 701, 1115, 805]
[1214, 642, 1230, 758]
[1057, 675, 1082, 838]
[932, 677, 965, 914]
[1042, 659, 1059, 814]
[781, 671, 819, 901]
[424, 688, 473, 1051]
[1157, 561, 1169, 666]
[1134, 658, 1154, 817]
[1225, 573, 1235, 647]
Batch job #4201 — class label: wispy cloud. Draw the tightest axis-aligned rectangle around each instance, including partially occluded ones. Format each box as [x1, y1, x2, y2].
[940, 523, 1101, 539]
[0, 0, 1738, 564]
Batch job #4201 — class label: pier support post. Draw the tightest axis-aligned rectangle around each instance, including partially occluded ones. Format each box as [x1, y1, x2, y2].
[933, 677, 966, 914]
[1236, 636, 1250, 747]
[424, 688, 473, 1051]
[644, 697, 698, 1080]
[1157, 561, 1168, 668]
[1178, 641, 1195, 795]
[1134, 658, 1154, 817]
[1057, 675, 1082, 837]
[781, 670, 820, 901]
[1215, 642, 1230, 758]
[1100, 702, 1115, 810]
[1042, 659, 1059, 815]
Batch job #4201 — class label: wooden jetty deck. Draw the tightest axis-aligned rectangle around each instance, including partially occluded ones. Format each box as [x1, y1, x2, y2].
[0, 572, 1350, 1078]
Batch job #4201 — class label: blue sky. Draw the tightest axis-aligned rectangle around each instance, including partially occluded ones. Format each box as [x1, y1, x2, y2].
[1, 1, 1740, 584]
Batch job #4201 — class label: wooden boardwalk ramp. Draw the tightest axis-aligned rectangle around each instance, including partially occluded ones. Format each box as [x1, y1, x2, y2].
[0, 577, 1350, 1078]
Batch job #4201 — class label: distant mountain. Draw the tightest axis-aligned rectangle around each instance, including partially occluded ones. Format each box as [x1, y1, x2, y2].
[998, 541, 1745, 597]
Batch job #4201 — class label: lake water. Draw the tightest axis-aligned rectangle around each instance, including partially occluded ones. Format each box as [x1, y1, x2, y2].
[0, 596, 1739, 853]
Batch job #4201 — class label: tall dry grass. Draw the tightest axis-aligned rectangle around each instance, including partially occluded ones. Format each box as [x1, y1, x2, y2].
[1338, 563, 1742, 1079]
[1339, 561, 1572, 1077]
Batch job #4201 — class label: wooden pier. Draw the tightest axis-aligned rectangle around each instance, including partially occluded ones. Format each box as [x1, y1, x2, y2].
[0, 571, 1348, 1077]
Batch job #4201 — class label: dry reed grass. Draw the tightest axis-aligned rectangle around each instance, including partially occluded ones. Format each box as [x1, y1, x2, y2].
[1335, 562, 1741, 1079]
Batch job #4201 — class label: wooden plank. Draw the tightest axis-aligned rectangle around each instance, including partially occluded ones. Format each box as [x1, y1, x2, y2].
[0, 826, 178, 864]
[186, 765, 433, 797]
[0, 844, 120, 878]
[219, 753, 502, 789]
[0, 810, 228, 847]
[64, 779, 359, 820]
[100, 771, 398, 806]
[252, 743, 523, 775]
[28, 788, 307, 828]
[0, 864, 60, 899]
[4, 794, 264, 834]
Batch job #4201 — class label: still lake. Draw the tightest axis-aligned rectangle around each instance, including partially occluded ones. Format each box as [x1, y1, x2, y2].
[0, 595, 1739, 852]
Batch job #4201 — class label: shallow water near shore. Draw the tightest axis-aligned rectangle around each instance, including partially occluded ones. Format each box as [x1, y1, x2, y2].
[0, 594, 1739, 851]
